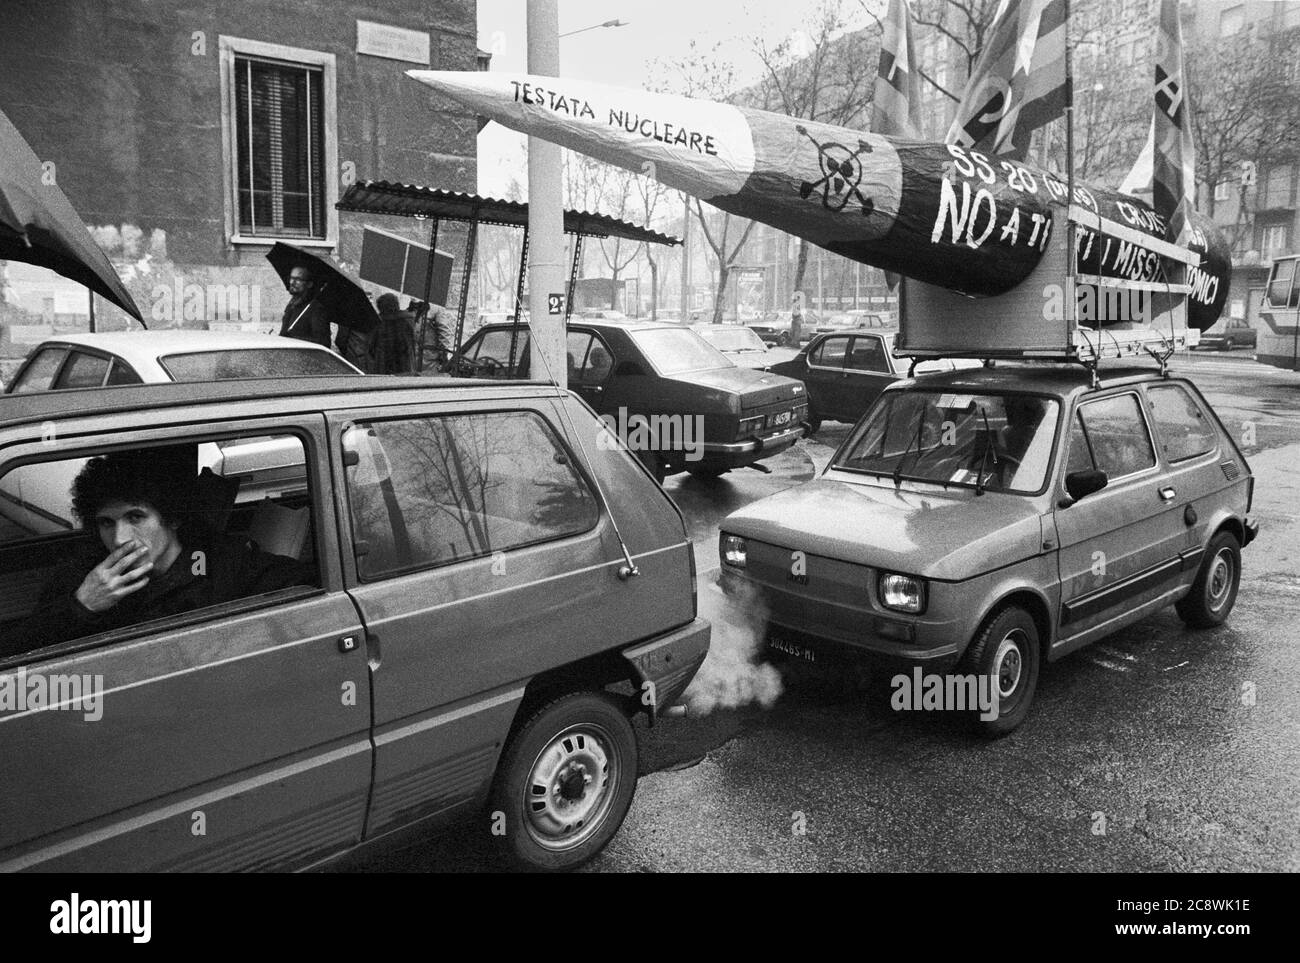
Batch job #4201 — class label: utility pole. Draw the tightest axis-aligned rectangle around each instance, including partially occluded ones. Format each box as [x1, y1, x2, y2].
[527, 0, 566, 388]
[679, 194, 691, 319]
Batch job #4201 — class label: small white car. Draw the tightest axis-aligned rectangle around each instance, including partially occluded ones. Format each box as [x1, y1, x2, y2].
[4, 331, 360, 392]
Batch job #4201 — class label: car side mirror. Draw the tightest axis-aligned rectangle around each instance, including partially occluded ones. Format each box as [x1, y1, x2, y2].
[1063, 469, 1108, 506]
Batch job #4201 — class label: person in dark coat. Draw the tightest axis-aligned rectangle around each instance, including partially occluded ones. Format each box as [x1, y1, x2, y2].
[372, 292, 416, 375]
[278, 265, 333, 348]
[8, 451, 311, 655]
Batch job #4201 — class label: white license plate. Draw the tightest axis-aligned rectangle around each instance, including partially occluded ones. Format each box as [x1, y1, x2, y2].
[768, 636, 816, 662]
[771, 410, 792, 426]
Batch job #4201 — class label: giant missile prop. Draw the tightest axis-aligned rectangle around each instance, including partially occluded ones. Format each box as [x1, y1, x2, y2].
[410, 71, 1230, 329]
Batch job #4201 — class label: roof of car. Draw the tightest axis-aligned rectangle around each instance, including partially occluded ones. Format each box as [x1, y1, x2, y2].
[897, 361, 1167, 396]
[482, 318, 677, 333]
[0, 376, 567, 430]
[32, 330, 336, 362]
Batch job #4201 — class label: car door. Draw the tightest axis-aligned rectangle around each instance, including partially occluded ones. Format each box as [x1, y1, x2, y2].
[0, 414, 372, 871]
[1143, 381, 1228, 560]
[1053, 390, 1190, 644]
[841, 334, 897, 421]
[803, 335, 852, 419]
[331, 401, 607, 839]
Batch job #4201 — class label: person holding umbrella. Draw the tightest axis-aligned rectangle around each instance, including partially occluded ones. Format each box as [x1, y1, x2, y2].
[278, 265, 333, 348]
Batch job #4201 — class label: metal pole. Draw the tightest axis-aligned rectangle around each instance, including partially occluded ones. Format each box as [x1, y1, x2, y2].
[566, 233, 583, 323]
[417, 217, 441, 373]
[1064, 0, 1078, 349]
[680, 194, 691, 319]
[509, 225, 530, 373]
[88, 289, 96, 334]
[455, 204, 480, 355]
[527, 0, 567, 389]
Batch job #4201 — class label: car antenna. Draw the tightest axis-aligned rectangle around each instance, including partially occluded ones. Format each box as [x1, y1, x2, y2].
[524, 322, 640, 580]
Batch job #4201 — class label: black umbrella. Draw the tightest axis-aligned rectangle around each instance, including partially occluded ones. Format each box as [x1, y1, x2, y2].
[266, 242, 380, 334]
[0, 106, 143, 322]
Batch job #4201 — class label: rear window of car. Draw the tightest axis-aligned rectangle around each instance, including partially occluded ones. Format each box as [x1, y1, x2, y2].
[696, 327, 766, 352]
[629, 328, 732, 375]
[7, 348, 68, 393]
[159, 349, 356, 381]
[343, 411, 599, 580]
[1146, 383, 1217, 463]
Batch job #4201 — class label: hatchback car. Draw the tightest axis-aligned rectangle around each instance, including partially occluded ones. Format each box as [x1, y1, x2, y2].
[0, 378, 709, 871]
[1193, 318, 1257, 352]
[4, 331, 360, 392]
[453, 320, 809, 481]
[769, 329, 980, 432]
[718, 364, 1257, 735]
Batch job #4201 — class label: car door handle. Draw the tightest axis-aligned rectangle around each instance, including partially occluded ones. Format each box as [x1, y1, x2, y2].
[1159, 486, 1176, 501]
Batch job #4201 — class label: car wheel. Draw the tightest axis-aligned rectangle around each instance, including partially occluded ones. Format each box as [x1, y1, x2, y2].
[489, 691, 638, 872]
[961, 605, 1041, 737]
[1176, 530, 1241, 628]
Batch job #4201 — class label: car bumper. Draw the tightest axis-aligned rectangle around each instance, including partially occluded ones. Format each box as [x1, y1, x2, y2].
[699, 424, 806, 467]
[1244, 516, 1260, 547]
[621, 617, 711, 719]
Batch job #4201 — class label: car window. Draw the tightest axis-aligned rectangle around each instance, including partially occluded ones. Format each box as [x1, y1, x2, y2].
[8, 347, 68, 393]
[1266, 259, 1295, 307]
[810, 336, 850, 368]
[1075, 393, 1156, 478]
[1065, 413, 1094, 476]
[53, 352, 110, 389]
[344, 411, 599, 580]
[567, 331, 613, 385]
[0, 435, 318, 663]
[106, 359, 144, 386]
[846, 336, 890, 372]
[160, 349, 356, 381]
[628, 328, 731, 375]
[471, 328, 530, 375]
[1146, 384, 1217, 463]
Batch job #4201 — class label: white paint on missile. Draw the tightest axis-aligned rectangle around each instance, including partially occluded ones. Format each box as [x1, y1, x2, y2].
[409, 71, 756, 200]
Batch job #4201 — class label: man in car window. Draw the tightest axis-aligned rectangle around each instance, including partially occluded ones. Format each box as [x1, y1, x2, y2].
[7, 451, 312, 654]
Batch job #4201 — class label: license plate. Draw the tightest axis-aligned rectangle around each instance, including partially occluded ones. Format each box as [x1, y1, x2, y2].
[771, 410, 792, 427]
[768, 636, 816, 662]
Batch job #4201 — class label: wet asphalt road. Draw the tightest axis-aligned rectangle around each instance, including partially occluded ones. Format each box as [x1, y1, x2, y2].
[345, 349, 1300, 872]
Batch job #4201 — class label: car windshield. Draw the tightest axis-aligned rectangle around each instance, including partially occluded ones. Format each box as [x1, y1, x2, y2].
[630, 328, 733, 374]
[833, 390, 1060, 494]
[160, 349, 357, 381]
[696, 327, 767, 352]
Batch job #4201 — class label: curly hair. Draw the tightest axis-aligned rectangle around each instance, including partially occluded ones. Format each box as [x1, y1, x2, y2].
[70, 449, 190, 531]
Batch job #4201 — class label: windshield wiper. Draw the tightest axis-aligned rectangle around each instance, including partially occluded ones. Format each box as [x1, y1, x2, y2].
[893, 414, 927, 487]
[974, 405, 998, 496]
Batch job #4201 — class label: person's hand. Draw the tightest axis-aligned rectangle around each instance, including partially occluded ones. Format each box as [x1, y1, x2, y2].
[75, 542, 153, 613]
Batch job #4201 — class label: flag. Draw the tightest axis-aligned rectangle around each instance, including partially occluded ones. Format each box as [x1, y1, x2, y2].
[946, 0, 1069, 161]
[1150, 0, 1196, 240]
[873, 0, 923, 139]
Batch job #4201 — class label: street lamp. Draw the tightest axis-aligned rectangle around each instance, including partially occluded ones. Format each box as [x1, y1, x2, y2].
[559, 18, 629, 39]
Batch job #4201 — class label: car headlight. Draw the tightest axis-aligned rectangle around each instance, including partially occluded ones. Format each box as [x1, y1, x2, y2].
[720, 534, 748, 568]
[879, 572, 926, 614]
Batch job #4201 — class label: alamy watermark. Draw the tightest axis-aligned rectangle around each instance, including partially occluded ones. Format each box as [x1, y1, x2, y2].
[150, 275, 261, 324]
[890, 667, 999, 722]
[1042, 283, 1152, 325]
[596, 408, 705, 462]
[0, 668, 103, 721]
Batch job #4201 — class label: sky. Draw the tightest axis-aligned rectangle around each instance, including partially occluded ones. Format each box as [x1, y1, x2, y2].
[474, 0, 878, 197]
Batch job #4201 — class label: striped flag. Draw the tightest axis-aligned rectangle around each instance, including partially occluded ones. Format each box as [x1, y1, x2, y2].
[946, 0, 1070, 161]
[1147, 0, 1196, 240]
[873, 0, 923, 139]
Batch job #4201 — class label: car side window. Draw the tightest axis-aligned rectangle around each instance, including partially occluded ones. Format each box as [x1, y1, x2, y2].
[1075, 393, 1156, 478]
[344, 411, 599, 581]
[810, 336, 849, 368]
[106, 360, 144, 386]
[1146, 384, 1217, 463]
[1065, 413, 1095, 475]
[846, 336, 890, 373]
[9, 348, 68, 393]
[472, 329, 530, 375]
[0, 435, 319, 664]
[566, 331, 613, 385]
[53, 352, 111, 389]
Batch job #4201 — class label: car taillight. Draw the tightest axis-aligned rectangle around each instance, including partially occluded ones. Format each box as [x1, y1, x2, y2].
[737, 416, 764, 439]
[687, 541, 698, 618]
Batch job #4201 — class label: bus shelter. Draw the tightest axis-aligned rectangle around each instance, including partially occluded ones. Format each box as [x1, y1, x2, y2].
[336, 180, 680, 369]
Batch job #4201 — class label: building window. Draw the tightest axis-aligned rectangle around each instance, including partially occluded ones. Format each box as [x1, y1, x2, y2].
[1219, 5, 1245, 36]
[1261, 223, 1288, 256]
[1214, 180, 1231, 202]
[220, 38, 338, 247]
[1263, 164, 1294, 209]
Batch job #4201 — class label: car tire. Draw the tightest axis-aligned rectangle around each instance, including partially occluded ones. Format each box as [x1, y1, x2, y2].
[961, 605, 1041, 737]
[806, 407, 823, 436]
[1176, 530, 1241, 628]
[489, 691, 639, 872]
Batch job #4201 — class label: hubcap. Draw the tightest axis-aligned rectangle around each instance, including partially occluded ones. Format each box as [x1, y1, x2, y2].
[992, 631, 1026, 700]
[524, 725, 616, 851]
[1207, 548, 1235, 612]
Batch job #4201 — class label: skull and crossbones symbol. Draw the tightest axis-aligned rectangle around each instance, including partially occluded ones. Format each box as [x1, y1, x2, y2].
[796, 124, 876, 217]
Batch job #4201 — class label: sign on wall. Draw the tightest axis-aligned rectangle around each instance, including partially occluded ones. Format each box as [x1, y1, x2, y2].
[356, 21, 431, 65]
[359, 226, 454, 305]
